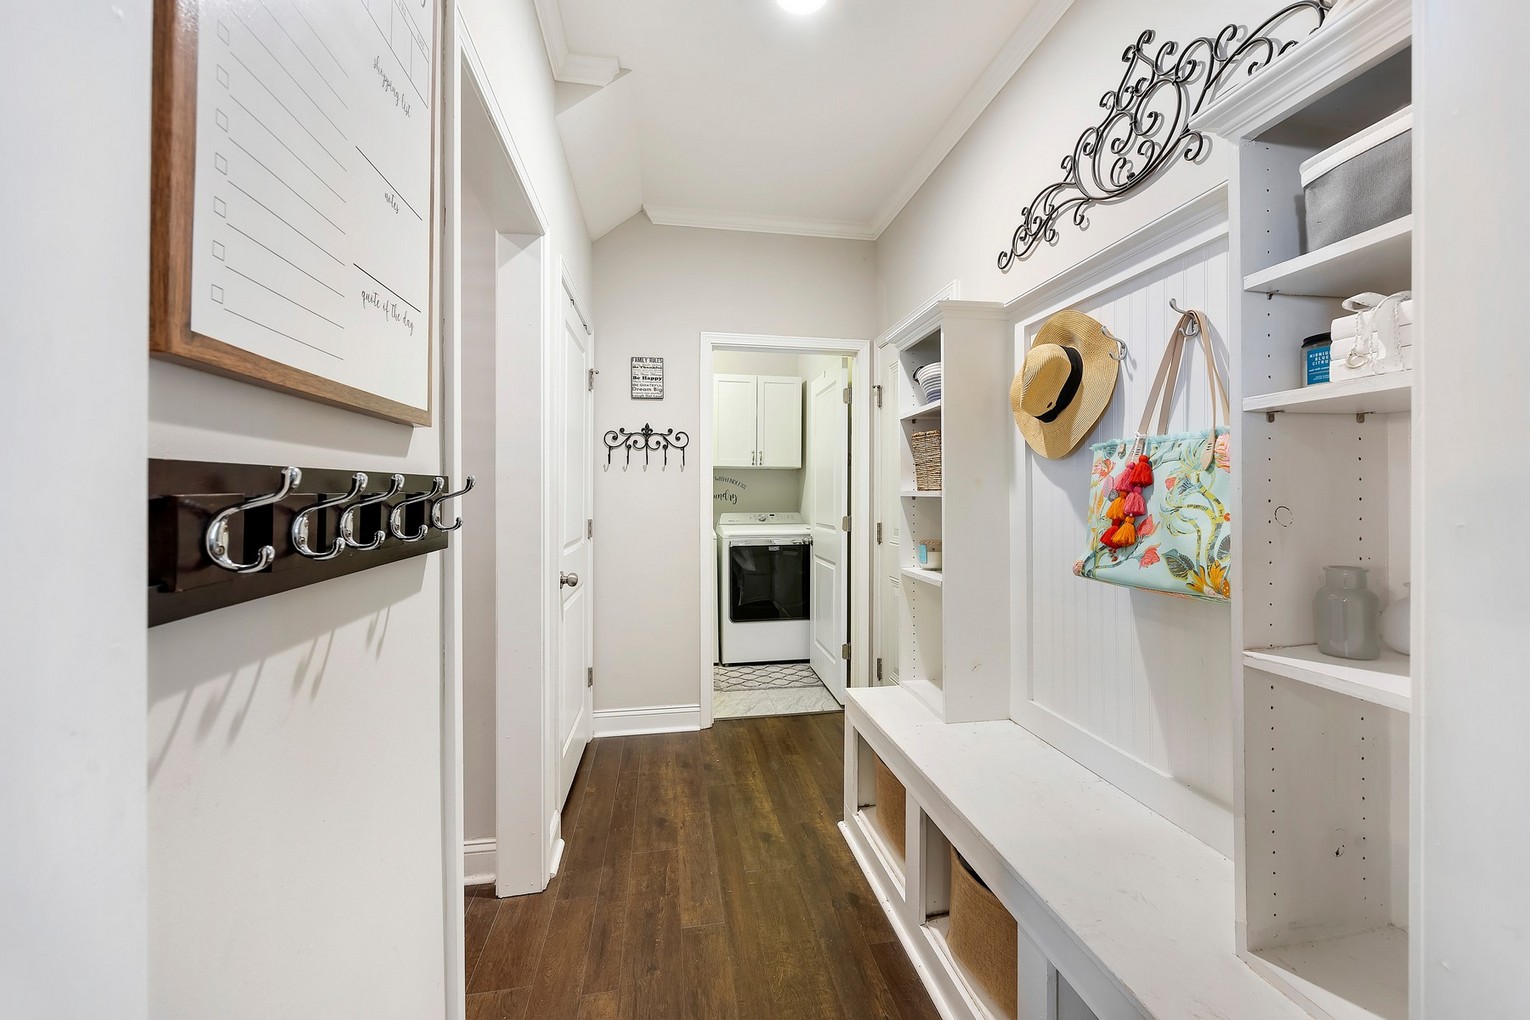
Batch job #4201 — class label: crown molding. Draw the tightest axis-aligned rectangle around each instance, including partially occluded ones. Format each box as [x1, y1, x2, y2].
[875, 281, 961, 350]
[642, 204, 880, 242]
[532, 0, 620, 87]
[1194, 0, 1410, 141]
[868, 0, 1076, 238]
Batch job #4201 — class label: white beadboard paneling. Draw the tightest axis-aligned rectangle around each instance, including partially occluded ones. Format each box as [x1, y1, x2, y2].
[1013, 234, 1236, 853]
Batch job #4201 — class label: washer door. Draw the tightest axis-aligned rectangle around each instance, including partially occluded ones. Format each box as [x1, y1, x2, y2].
[727, 541, 811, 623]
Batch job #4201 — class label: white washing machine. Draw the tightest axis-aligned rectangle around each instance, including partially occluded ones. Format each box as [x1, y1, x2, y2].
[716, 512, 812, 665]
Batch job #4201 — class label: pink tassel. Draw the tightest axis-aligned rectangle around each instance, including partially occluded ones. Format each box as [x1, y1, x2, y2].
[1124, 490, 1147, 517]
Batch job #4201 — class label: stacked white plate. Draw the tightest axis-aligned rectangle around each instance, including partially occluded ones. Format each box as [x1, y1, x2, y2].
[913, 362, 943, 403]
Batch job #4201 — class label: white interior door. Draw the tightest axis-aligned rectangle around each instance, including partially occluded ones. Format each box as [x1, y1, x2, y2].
[555, 291, 593, 806]
[757, 375, 804, 468]
[808, 368, 850, 703]
[713, 374, 758, 467]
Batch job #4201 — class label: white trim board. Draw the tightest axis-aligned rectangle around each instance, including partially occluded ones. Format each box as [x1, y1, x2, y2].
[644, 205, 879, 243]
[463, 838, 497, 886]
[529, 0, 620, 86]
[592, 704, 702, 738]
[875, 280, 961, 351]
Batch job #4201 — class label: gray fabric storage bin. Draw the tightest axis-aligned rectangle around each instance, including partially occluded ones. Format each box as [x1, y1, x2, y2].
[1301, 107, 1412, 252]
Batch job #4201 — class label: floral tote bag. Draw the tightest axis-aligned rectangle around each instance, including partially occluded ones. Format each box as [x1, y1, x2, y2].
[1074, 310, 1232, 602]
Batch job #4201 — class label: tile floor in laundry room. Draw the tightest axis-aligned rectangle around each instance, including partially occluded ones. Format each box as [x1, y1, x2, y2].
[711, 662, 841, 720]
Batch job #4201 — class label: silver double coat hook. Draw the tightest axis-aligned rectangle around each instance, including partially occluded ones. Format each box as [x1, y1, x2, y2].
[431, 476, 476, 532]
[292, 472, 368, 561]
[204, 466, 301, 574]
[390, 477, 445, 543]
[340, 474, 405, 552]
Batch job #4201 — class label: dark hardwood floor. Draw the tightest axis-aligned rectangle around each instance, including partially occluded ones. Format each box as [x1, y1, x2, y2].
[464, 711, 940, 1020]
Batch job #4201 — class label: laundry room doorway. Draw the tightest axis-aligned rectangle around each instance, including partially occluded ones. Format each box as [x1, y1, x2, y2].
[699, 333, 873, 726]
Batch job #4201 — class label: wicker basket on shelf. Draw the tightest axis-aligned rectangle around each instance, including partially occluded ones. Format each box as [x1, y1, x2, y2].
[948, 848, 1019, 1018]
[911, 429, 942, 491]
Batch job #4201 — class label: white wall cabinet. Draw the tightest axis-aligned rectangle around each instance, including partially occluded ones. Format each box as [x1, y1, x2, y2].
[713, 373, 803, 468]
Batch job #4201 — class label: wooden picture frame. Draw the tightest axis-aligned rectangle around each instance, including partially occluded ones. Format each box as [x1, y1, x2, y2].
[150, 0, 441, 426]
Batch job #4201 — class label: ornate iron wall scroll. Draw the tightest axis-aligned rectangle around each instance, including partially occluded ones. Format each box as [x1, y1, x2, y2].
[604, 424, 691, 470]
[997, 0, 1334, 271]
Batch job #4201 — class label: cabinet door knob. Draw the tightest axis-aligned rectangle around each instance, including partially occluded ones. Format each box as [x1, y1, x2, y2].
[561, 572, 580, 588]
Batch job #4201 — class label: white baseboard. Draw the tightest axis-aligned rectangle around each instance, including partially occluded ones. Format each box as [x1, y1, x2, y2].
[592, 703, 702, 737]
[463, 838, 496, 886]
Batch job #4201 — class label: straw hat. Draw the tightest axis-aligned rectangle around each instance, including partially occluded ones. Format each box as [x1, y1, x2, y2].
[1011, 310, 1120, 460]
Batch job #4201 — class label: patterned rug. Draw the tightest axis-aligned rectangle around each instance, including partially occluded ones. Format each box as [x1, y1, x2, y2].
[713, 662, 821, 692]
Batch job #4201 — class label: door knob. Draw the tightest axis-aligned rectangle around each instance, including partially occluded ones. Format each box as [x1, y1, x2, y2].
[561, 572, 580, 588]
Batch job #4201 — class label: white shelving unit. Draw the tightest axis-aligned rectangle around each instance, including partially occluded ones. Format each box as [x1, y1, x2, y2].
[887, 300, 1011, 724]
[1199, 1, 1415, 1016]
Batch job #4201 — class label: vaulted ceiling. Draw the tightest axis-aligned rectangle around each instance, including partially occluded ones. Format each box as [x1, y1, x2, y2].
[537, 0, 1072, 240]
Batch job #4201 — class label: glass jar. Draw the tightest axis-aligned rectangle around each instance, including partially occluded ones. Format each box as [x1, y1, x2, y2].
[1313, 565, 1381, 660]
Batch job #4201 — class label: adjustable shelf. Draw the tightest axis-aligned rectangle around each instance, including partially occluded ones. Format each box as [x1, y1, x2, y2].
[1243, 371, 1412, 416]
[1245, 645, 1410, 714]
[1245, 216, 1412, 298]
[901, 397, 943, 422]
[901, 566, 944, 589]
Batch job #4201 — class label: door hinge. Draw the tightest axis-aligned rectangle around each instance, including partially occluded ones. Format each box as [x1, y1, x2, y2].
[587, 518, 593, 539]
[876, 522, 883, 545]
[587, 666, 594, 688]
[842, 385, 851, 405]
[588, 368, 598, 391]
[841, 515, 851, 533]
[873, 384, 883, 408]
[841, 643, 852, 661]
[876, 657, 883, 682]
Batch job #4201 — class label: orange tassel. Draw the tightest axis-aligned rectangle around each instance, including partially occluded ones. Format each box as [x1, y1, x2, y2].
[1113, 518, 1137, 547]
[1105, 495, 1126, 521]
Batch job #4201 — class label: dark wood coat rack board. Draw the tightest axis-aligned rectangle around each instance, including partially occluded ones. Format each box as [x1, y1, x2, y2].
[148, 459, 461, 627]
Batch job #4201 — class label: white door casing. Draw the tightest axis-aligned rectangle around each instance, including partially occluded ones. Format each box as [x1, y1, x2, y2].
[757, 375, 804, 468]
[713, 374, 758, 468]
[556, 289, 593, 805]
[808, 368, 850, 703]
[875, 356, 901, 686]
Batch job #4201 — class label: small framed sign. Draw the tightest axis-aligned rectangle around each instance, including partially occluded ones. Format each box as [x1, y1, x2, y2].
[631, 357, 664, 400]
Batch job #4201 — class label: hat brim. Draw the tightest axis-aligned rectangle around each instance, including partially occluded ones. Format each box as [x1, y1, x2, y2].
[1011, 310, 1120, 460]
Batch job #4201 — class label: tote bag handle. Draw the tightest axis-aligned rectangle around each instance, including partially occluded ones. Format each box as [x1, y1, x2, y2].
[1137, 310, 1229, 435]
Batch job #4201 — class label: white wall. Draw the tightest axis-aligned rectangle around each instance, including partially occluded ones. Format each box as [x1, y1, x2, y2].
[876, 0, 1281, 323]
[1415, 1, 1530, 1013]
[0, 4, 151, 1016]
[144, 0, 593, 1015]
[593, 214, 876, 714]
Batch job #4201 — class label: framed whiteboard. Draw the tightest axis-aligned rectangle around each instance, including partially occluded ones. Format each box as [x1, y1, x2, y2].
[151, 0, 441, 426]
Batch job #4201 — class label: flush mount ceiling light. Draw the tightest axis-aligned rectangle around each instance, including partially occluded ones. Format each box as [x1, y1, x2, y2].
[777, 0, 827, 14]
